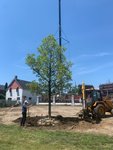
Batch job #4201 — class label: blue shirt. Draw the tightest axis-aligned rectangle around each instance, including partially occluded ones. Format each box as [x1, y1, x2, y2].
[22, 104, 27, 113]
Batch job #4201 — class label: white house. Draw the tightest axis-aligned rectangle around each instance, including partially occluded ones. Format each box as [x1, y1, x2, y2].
[6, 76, 37, 104]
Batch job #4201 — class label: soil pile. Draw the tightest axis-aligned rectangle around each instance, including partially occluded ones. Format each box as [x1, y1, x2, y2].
[14, 115, 99, 131]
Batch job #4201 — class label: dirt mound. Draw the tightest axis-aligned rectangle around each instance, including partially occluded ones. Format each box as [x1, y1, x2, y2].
[14, 115, 99, 131]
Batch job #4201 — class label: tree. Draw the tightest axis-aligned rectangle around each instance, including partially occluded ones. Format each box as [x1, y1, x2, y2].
[4, 82, 8, 91]
[27, 80, 42, 95]
[68, 83, 79, 95]
[26, 35, 72, 118]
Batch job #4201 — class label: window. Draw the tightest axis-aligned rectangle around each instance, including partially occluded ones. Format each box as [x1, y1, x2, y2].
[17, 97, 20, 100]
[9, 88, 12, 96]
[97, 91, 101, 100]
[16, 88, 19, 96]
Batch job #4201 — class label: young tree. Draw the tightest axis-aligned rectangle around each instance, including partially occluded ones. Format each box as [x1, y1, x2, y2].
[26, 35, 72, 118]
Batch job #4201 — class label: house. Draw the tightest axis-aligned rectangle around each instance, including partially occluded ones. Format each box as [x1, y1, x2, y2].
[6, 76, 37, 104]
[99, 83, 113, 97]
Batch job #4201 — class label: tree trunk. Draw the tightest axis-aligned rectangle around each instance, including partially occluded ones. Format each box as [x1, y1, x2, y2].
[48, 80, 51, 118]
[48, 51, 52, 118]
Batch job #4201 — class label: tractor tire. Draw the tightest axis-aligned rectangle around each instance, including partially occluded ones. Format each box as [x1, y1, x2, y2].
[94, 104, 105, 118]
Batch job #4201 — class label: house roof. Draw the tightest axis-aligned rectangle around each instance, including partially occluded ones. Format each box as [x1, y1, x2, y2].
[16, 79, 31, 89]
[8, 76, 31, 89]
[99, 83, 113, 90]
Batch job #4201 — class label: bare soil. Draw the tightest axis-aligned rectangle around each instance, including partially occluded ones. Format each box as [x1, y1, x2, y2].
[0, 105, 113, 136]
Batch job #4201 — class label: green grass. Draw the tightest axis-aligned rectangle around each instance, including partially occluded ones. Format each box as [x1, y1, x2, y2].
[0, 125, 113, 150]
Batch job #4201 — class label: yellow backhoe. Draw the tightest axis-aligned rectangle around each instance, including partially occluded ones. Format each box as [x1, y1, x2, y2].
[79, 83, 113, 120]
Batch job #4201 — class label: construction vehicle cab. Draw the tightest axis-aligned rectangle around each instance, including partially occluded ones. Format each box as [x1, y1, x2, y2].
[85, 89, 102, 107]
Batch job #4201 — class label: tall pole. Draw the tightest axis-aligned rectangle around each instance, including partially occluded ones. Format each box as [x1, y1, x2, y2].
[59, 0, 62, 60]
[82, 82, 86, 109]
[59, 0, 63, 94]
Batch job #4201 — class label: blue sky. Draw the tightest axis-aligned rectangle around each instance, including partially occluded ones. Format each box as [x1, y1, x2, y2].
[0, 0, 113, 87]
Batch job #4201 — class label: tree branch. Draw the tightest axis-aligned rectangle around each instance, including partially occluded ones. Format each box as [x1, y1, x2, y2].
[33, 67, 49, 82]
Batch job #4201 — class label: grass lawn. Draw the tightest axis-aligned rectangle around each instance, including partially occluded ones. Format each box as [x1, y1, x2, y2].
[0, 125, 113, 150]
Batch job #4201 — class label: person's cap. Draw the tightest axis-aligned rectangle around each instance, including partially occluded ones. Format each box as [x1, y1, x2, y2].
[24, 100, 28, 104]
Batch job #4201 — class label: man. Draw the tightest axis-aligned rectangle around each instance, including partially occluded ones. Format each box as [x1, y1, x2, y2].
[20, 100, 28, 126]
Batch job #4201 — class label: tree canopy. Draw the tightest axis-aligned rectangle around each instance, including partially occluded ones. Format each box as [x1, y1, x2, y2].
[26, 35, 72, 117]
